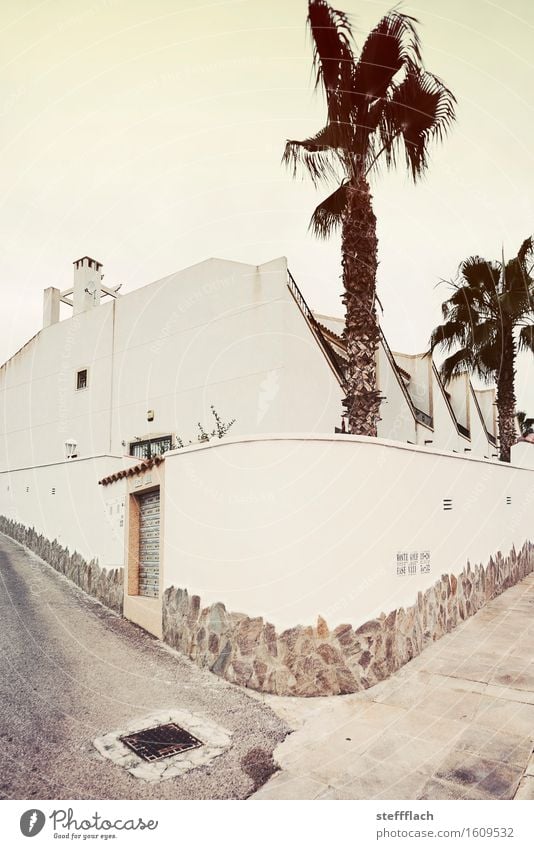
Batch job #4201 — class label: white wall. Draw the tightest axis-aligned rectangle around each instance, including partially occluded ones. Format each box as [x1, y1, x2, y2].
[475, 389, 498, 440]
[0, 456, 128, 569]
[512, 441, 534, 469]
[447, 373, 470, 430]
[377, 344, 417, 444]
[0, 306, 114, 469]
[0, 254, 501, 481]
[393, 352, 432, 417]
[468, 388, 493, 458]
[162, 435, 534, 631]
[110, 257, 344, 452]
[0, 257, 345, 472]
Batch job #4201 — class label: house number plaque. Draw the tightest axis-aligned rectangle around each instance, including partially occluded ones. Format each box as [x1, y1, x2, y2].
[396, 550, 431, 576]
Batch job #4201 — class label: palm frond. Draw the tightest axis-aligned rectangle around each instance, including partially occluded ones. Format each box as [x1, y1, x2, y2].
[504, 238, 534, 299]
[307, 0, 354, 123]
[459, 255, 500, 284]
[309, 183, 348, 238]
[517, 236, 533, 267]
[499, 289, 533, 321]
[442, 297, 485, 326]
[429, 320, 466, 353]
[476, 341, 504, 380]
[471, 319, 498, 351]
[458, 257, 501, 313]
[440, 347, 472, 384]
[383, 65, 456, 179]
[351, 11, 421, 107]
[282, 125, 343, 185]
[519, 324, 534, 353]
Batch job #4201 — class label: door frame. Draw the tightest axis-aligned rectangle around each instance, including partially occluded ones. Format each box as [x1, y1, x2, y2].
[123, 463, 165, 638]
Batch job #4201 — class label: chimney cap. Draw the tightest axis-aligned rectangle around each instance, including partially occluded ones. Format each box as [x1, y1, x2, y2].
[73, 256, 103, 270]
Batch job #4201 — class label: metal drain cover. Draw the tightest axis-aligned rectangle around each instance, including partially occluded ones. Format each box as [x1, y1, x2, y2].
[120, 722, 203, 762]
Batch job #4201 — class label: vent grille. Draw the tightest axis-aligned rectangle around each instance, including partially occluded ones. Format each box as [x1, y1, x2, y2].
[443, 498, 453, 511]
[120, 723, 203, 762]
[506, 496, 512, 506]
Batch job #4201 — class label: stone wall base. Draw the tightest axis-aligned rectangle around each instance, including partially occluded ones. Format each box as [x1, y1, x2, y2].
[163, 541, 534, 697]
[0, 516, 123, 613]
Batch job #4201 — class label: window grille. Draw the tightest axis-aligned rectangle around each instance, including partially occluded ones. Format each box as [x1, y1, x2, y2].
[129, 435, 173, 459]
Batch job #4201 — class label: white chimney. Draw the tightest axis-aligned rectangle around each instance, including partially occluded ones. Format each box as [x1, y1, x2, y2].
[72, 256, 102, 315]
[43, 286, 60, 327]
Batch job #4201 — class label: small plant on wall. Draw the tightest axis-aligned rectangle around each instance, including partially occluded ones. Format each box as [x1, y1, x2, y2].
[174, 406, 236, 449]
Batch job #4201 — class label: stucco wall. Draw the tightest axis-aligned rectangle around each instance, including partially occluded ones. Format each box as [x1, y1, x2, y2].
[159, 435, 534, 695]
[447, 373, 470, 430]
[376, 345, 417, 444]
[0, 258, 345, 472]
[0, 307, 114, 469]
[162, 435, 533, 630]
[0, 456, 128, 569]
[110, 257, 345, 448]
[475, 388, 498, 438]
[468, 388, 494, 458]
[1, 435, 532, 697]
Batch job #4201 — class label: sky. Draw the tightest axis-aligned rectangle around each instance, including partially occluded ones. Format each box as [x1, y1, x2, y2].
[1, 0, 533, 408]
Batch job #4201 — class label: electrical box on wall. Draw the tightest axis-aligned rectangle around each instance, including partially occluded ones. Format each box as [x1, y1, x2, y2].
[147, 410, 154, 422]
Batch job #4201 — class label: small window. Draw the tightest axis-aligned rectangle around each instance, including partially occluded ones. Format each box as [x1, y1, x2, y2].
[129, 435, 173, 459]
[76, 369, 88, 390]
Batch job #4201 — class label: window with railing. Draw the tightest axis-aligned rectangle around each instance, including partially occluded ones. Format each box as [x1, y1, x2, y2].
[414, 407, 433, 428]
[129, 435, 173, 459]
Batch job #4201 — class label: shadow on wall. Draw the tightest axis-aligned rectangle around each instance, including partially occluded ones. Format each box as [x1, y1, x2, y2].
[0, 516, 123, 613]
[162, 541, 534, 697]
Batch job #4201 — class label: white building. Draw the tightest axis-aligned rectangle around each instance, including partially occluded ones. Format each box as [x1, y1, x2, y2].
[1, 254, 531, 698]
[0, 255, 497, 470]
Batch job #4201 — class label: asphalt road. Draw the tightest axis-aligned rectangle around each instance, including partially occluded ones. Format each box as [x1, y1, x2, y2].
[0, 533, 288, 800]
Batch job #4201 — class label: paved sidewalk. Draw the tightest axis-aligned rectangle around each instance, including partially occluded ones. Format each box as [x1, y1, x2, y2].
[252, 574, 534, 800]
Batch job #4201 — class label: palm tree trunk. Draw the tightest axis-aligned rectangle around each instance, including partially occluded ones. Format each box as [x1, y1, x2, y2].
[496, 326, 517, 462]
[341, 176, 381, 435]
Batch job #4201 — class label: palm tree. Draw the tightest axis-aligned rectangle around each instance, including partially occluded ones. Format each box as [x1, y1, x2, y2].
[517, 410, 534, 436]
[430, 239, 534, 462]
[284, 0, 456, 435]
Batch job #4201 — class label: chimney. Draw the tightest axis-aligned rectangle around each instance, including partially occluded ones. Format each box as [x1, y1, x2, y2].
[72, 256, 102, 315]
[43, 287, 60, 327]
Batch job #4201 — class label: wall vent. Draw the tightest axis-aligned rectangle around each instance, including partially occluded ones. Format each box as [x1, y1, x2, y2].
[506, 496, 512, 506]
[443, 498, 453, 511]
[51, 487, 56, 495]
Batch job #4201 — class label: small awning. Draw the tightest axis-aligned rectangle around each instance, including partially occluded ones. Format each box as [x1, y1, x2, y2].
[98, 455, 164, 486]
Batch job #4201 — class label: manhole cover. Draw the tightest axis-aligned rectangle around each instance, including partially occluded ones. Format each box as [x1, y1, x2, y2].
[120, 723, 203, 762]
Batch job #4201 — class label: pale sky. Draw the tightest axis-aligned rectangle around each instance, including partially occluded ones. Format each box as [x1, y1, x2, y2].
[1, 0, 533, 407]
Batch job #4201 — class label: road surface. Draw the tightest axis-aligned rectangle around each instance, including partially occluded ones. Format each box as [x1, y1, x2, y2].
[0, 533, 288, 800]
